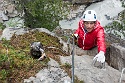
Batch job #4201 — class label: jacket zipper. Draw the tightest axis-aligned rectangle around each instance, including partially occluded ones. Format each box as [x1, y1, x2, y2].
[82, 33, 86, 49]
[82, 28, 86, 49]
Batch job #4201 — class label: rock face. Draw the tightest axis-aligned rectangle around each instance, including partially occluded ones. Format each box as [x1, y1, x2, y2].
[106, 34, 125, 72]
[0, 0, 20, 23]
[110, 43, 125, 71]
[1, 27, 125, 83]
[60, 54, 125, 83]
[72, 0, 103, 4]
[0, 27, 55, 40]
[24, 58, 71, 83]
[0, 0, 25, 29]
[0, 27, 28, 40]
[24, 41, 125, 83]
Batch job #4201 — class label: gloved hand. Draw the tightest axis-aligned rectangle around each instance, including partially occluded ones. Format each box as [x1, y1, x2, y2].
[72, 34, 78, 45]
[73, 34, 78, 38]
[93, 51, 105, 63]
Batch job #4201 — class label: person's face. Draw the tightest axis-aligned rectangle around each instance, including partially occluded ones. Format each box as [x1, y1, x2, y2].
[84, 21, 96, 32]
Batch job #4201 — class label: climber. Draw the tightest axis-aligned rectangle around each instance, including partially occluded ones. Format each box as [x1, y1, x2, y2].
[73, 10, 106, 64]
[30, 42, 46, 61]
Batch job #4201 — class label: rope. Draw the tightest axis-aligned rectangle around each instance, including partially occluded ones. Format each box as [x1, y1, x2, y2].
[71, 33, 75, 83]
[119, 68, 125, 83]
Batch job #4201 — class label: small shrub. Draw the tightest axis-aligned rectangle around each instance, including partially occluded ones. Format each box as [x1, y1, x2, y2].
[15, 0, 69, 31]
[105, 20, 125, 39]
[0, 23, 6, 30]
[0, 69, 8, 80]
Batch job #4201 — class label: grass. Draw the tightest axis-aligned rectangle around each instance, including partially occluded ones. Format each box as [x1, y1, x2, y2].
[0, 29, 84, 83]
[0, 30, 63, 83]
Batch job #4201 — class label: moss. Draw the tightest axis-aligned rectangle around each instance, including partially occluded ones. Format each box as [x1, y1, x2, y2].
[0, 29, 70, 83]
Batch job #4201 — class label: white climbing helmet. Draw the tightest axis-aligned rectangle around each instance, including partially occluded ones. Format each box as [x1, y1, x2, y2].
[82, 10, 97, 21]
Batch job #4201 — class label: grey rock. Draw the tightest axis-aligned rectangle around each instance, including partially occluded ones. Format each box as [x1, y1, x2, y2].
[24, 79, 32, 83]
[48, 58, 59, 67]
[32, 78, 41, 83]
[60, 55, 125, 83]
[6, 4, 15, 14]
[0, 27, 28, 40]
[0, 17, 3, 23]
[1, 12, 8, 21]
[29, 77, 36, 81]
[110, 43, 125, 71]
[8, 10, 18, 17]
[25, 58, 71, 83]
[35, 28, 55, 36]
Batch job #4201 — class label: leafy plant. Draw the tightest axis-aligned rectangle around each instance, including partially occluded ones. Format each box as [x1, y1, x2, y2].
[105, 20, 125, 39]
[15, 0, 69, 31]
[0, 23, 6, 30]
[0, 54, 8, 66]
[63, 63, 72, 68]
[0, 69, 8, 80]
[105, 1, 125, 39]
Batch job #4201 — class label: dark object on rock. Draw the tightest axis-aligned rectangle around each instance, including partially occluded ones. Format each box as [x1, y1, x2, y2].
[30, 42, 46, 61]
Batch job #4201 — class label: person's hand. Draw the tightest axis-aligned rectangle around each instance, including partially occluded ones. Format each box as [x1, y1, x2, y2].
[72, 34, 78, 45]
[73, 34, 78, 38]
[72, 34, 78, 38]
[93, 51, 105, 63]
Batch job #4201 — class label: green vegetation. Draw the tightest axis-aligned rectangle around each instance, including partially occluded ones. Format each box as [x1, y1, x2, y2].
[0, 30, 65, 83]
[105, 21, 125, 39]
[121, 0, 125, 7]
[0, 23, 6, 30]
[105, 1, 125, 39]
[105, 10, 125, 39]
[15, 0, 69, 31]
[0, 29, 85, 82]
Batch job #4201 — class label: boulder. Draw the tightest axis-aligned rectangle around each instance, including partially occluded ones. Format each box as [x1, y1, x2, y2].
[0, 27, 28, 40]
[24, 58, 71, 83]
[0, 27, 56, 40]
[106, 34, 125, 71]
[109, 43, 125, 71]
[60, 54, 125, 83]
[1, 12, 8, 21]
[6, 4, 15, 14]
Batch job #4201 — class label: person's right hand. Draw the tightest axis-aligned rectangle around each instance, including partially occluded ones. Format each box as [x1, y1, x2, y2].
[93, 51, 105, 63]
[72, 34, 78, 45]
[73, 34, 78, 38]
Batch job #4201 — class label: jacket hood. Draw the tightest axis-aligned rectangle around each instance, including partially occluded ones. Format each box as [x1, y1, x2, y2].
[95, 20, 101, 29]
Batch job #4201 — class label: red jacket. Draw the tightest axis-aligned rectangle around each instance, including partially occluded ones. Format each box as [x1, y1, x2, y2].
[74, 19, 106, 53]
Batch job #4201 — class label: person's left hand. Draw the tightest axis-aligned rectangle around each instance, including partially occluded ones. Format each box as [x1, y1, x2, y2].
[93, 51, 105, 63]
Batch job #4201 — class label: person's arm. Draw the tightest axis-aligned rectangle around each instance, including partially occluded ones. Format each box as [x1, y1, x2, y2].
[96, 28, 106, 53]
[93, 28, 106, 63]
